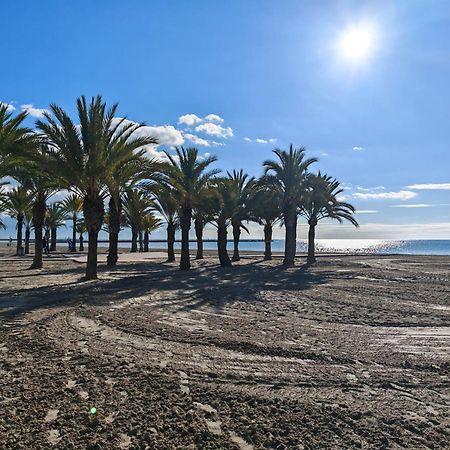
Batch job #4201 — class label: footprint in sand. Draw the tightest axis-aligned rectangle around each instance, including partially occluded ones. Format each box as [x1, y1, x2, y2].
[44, 409, 59, 423]
[205, 420, 222, 435]
[179, 371, 190, 395]
[47, 429, 61, 445]
[118, 433, 132, 449]
[230, 432, 254, 450]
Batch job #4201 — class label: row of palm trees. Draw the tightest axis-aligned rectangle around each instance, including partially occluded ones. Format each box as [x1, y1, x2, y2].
[0, 95, 358, 280]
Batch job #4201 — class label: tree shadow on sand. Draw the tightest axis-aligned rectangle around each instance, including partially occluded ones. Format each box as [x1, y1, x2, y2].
[0, 259, 332, 320]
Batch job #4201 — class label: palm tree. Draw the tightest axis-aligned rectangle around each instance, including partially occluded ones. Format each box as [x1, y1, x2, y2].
[61, 193, 83, 252]
[264, 145, 317, 266]
[227, 170, 255, 262]
[4, 186, 32, 255]
[210, 178, 234, 267]
[24, 206, 33, 254]
[0, 185, 7, 232]
[299, 173, 358, 264]
[152, 185, 179, 262]
[37, 95, 156, 280]
[45, 203, 68, 251]
[0, 105, 38, 178]
[142, 213, 162, 252]
[76, 220, 87, 251]
[193, 186, 216, 260]
[123, 189, 152, 253]
[162, 147, 219, 270]
[250, 176, 283, 261]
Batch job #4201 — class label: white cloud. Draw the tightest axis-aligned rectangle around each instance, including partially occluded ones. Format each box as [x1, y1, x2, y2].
[178, 114, 203, 126]
[204, 114, 224, 123]
[321, 152, 329, 156]
[244, 137, 252, 142]
[0, 102, 15, 112]
[391, 204, 431, 208]
[353, 146, 364, 151]
[21, 104, 49, 118]
[356, 186, 385, 191]
[407, 183, 450, 190]
[353, 190, 417, 200]
[255, 138, 268, 144]
[356, 210, 378, 213]
[184, 133, 212, 147]
[195, 122, 233, 138]
[269, 138, 277, 144]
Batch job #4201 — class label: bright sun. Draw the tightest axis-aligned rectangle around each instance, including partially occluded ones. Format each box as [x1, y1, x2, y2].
[338, 26, 375, 61]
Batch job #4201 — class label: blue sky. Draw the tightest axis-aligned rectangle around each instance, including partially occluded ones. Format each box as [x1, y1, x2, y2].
[1, 0, 450, 240]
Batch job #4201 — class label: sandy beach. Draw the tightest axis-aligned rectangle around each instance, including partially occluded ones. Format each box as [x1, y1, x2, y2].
[0, 249, 449, 449]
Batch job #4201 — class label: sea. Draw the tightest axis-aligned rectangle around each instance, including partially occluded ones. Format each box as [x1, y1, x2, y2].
[113, 239, 450, 256]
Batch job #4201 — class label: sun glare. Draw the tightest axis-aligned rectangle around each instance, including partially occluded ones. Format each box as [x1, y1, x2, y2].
[338, 26, 375, 61]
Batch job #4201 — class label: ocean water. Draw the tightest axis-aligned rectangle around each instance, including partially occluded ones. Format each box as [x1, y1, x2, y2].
[111, 239, 450, 256]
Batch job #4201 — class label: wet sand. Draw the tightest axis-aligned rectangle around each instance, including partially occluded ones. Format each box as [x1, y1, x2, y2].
[0, 251, 449, 449]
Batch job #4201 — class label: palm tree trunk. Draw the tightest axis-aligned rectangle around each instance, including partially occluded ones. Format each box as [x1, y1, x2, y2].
[283, 207, 297, 266]
[107, 197, 120, 266]
[195, 217, 204, 259]
[50, 227, 57, 252]
[24, 226, 30, 254]
[217, 219, 232, 267]
[180, 207, 191, 270]
[307, 220, 316, 264]
[131, 228, 138, 253]
[30, 198, 46, 269]
[83, 195, 104, 280]
[139, 231, 143, 252]
[16, 214, 23, 255]
[144, 231, 149, 252]
[264, 223, 273, 261]
[72, 216, 77, 252]
[79, 234, 84, 251]
[167, 222, 175, 262]
[232, 221, 240, 261]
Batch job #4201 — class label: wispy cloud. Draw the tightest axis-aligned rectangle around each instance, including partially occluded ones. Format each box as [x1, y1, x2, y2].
[352, 146, 364, 151]
[391, 204, 431, 208]
[354, 190, 417, 200]
[183, 133, 212, 147]
[21, 104, 49, 118]
[356, 186, 385, 191]
[243, 137, 252, 142]
[356, 210, 378, 213]
[244, 137, 276, 144]
[407, 183, 450, 190]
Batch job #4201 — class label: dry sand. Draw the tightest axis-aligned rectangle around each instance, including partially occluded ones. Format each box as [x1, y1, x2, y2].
[0, 248, 449, 449]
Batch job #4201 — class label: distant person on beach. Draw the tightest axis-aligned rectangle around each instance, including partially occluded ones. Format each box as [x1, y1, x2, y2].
[43, 234, 50, 256]
[8, 236, 12, 247]
[67, 238, 73, 251]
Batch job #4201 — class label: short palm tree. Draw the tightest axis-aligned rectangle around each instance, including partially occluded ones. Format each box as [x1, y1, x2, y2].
[142, 213, 162, 252]
[61, 193, 83, 252]
[299, 173, 358, 263]
[4, 186, 32, 255]
[162, 147, 219, 270]
[264, 145, 317, 266]
[152, 185, 179, 262]
[37, 95, 156, 279]
[210, 177, 235, 267]
[250, 176, 283, 261]
[123, 188, 152, 252]
[24, 206, 33, 254]
[227, 170, 255, 261]
[45, 203, 68, 251]
[193, 186, 216, 260]
[76, 220, 87, 251]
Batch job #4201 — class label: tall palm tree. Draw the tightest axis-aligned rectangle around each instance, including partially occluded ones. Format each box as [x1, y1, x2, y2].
[162, 147, 219, 270]
[210, 178, 234, 267]
[37, 95, 156, 279]
[123, 189, 152, 253]
[45, 203, 68, 251]
[0, 105, 38, 178]
[61, 193, 83, 252]
[227, 170, 255, 262]
[4, 186, 32, 255]
[142, 213, 162, 252]
[250, 176, 283, 261]
[0, 185, 7, 231]
[152, 185, 179, 262]
[264, 145, 317, 266]
[193, 186, 216, 260]
[299, 173, 358, 263]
